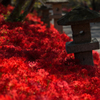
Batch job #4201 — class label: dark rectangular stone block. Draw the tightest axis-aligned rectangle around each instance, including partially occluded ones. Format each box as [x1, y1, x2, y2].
[49, 15, 62, 19]
[75, 51, 94, 65]
[71, 23, 91, 43]
[66, 38, 99, 53]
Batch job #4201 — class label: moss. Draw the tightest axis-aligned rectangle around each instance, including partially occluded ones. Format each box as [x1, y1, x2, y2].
[57, 6, 100, 25]
[65, 6, 100, 22]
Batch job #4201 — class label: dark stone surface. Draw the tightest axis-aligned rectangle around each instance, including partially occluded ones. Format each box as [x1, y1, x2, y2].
[71, 23, 91, 43]
[57, 6, 100, 25]
[40, 5, 52, 10]
[66, 38, 99, 53]
[75, 51, 94, 66]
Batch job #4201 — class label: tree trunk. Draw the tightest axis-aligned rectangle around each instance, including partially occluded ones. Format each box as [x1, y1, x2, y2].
[1, 0, 11, 6]
[91, 0, 96, 10]
[18, 0, 36, 21]
[6, 0, 27, 22]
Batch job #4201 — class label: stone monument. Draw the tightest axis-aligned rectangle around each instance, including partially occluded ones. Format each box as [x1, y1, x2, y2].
[40, 5, 52, 28]
[57, 7, 100, 65]
[46, 0, 69, 33]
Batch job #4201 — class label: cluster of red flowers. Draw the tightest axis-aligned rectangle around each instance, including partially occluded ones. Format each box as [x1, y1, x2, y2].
[0, 3, 100, 100]
[62, 8, 72, 13]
